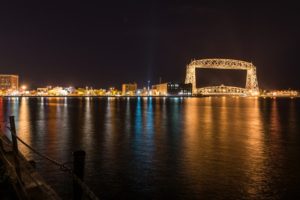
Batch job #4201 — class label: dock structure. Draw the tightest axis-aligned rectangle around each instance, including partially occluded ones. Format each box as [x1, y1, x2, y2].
[0, 116, 99, 200]
[0, 134, 61, 200]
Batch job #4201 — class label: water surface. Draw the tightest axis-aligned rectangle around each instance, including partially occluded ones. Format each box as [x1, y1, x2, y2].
[1, 97, 299, 199]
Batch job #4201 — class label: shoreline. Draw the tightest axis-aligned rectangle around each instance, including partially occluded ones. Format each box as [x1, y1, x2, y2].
[0, 95, 299, 98]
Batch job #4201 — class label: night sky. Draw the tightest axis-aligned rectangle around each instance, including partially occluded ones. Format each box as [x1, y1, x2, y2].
[1, 1, 300, 90]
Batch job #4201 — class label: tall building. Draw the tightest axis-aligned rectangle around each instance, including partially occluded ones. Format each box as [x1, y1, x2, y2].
[122, 83, 137, 96]
[0, 74, 19, 91]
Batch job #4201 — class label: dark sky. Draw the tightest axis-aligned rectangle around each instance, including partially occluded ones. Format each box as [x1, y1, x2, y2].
[1, 1, 300, 89]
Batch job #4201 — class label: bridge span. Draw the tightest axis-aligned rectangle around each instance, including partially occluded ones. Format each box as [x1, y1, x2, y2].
[197, 85, 249, 96]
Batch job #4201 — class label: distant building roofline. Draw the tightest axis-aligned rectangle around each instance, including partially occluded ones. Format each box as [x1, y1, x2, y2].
[0, 74, 19, 77]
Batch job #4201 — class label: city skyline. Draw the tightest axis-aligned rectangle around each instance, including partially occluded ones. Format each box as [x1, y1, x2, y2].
[1, 3, 300, 199]
[1, 2, 300, 89]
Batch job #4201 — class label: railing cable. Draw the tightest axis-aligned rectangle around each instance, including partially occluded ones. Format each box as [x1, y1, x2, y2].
[6, 126, 99, 200]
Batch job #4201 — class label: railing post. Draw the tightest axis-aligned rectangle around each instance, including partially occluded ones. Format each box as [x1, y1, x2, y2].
[73, 150, 86, 200]
[9, 116, 22, 182]
[0, 137, 3, 151]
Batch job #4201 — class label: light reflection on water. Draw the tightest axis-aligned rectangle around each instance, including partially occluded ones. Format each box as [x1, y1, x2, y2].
[0, 97, 300, 199]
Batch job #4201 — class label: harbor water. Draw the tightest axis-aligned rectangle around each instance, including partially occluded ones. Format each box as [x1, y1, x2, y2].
[1, 97, 300, 199]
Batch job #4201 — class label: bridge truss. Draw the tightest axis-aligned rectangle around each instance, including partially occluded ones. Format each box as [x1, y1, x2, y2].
[197, 85, 249, 96]
[185, 59, 259, 96]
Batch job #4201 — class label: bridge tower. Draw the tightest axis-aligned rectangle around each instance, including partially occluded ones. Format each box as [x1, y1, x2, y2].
[245, 67, 259, 91]
[185, 64, 196, 93]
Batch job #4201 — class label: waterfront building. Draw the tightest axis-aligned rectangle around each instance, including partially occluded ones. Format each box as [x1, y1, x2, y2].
[47, 87, 69, 96]
[152, 82, 192, 96]
[37, 87, 49, 95]
[0, 74, 19, 91]
[264, 90, 298, 97]
[152, 83, 168, 95]
[122, 83, 137, 96]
